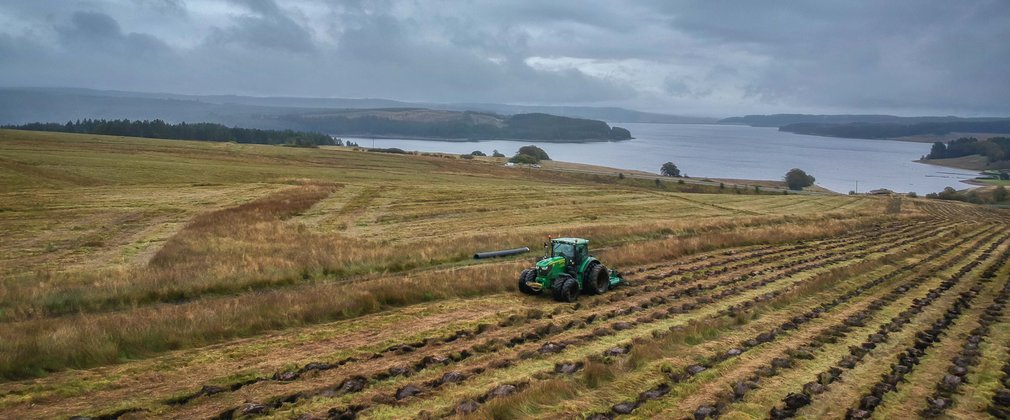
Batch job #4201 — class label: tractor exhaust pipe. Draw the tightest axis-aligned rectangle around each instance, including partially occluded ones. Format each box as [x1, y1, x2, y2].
[473, 247, 530, 259]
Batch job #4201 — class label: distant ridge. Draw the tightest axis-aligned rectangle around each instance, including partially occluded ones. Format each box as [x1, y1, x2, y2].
[717, 114, 1004, 128]
[0, 88, 636, 142]
[0, 87, 712, 125]
[720, 113, 1010, 140]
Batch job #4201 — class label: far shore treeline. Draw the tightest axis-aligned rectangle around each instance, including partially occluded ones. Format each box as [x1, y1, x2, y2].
[925, 136, 1010, 163]
[284, 111, 633, 142]
[1, 119, 337, 147]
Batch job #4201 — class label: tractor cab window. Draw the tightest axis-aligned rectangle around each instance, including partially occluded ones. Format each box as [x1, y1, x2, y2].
[574, 244, 587, 264]
[552, 242, 575, 262]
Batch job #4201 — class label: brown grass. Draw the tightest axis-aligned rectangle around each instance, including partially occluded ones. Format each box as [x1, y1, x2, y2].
[0, 129, 932, 383]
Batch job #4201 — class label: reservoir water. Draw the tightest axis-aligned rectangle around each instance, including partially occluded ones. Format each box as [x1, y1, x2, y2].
[342, 123, 979, 194]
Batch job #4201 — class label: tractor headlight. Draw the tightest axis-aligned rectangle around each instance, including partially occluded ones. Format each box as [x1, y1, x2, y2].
[539, 266, 549, 275]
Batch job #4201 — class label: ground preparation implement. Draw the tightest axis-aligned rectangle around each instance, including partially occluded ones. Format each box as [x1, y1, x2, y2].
[518, 237, 624, 302]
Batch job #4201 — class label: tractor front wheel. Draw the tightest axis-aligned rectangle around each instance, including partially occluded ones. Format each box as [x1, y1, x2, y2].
[518, 268, 538, 295]
[585, 263, 610, 295]
[553, 275, 580, 302]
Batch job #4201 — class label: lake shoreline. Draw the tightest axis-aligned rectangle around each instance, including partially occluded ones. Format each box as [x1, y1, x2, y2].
[347, 123, 981, 194]
[914, 155, 1010, 172]
[332, 133, 634, 144]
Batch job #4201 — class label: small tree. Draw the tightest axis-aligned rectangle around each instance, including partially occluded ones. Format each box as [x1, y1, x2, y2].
[784, 168, 815, 191]
[660, 162, 681, 177]
[509, 154, 539, 164]
[994, 186, 1009, 202]
[618, 173, 625, 180]
[470, 150, 486, 157]
[517, 145, 550, 161]
[492, 149, 505, 158]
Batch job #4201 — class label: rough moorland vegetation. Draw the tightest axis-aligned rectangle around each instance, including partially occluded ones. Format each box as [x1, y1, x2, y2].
[2, 129, 1009, 420]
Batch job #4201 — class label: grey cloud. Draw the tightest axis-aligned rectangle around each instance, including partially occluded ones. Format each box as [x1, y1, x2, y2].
[206, 0, 315, 52]
[56, 11, 169, 56]
[0, 0, 1008, 116]
[132, 0, 187, 16]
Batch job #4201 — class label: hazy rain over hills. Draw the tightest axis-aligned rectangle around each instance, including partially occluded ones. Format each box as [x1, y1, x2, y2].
[0, 0, 1008, 117]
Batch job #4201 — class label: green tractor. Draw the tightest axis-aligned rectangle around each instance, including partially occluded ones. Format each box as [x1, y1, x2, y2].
[518, 237, 624, 302]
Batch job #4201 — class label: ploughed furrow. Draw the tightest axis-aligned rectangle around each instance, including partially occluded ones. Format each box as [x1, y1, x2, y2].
[843, 280, 1000, 417]
[141, 219, 944, 418]
[381, 232, 952, 420]
[584, 227, 1004, 419]
[633, 219, 919, 280]
[760, 230, 1010, 419]
[785, 233, 1010, 419]
[989, 298, 1010, 418]
[220, 221, 958, 419]
[385, 225, 993, 419]
[730, 242, 1005, 419]
[918, 274, 1010, 417]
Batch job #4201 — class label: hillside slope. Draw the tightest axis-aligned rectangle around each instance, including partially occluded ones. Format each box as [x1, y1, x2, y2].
[2, 130, 1008, 419]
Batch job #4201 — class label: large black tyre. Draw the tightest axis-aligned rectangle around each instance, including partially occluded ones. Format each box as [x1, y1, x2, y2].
[585, 263, 610, 295]
[552, 275, 580, 302]
[518, 268, 538, 295]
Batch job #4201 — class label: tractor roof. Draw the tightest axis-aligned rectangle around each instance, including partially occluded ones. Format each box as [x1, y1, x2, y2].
[552, 237, 588, 245]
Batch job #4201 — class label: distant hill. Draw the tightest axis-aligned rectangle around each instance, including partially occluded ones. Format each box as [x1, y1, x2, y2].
[718, 114, 980, 127]
[282, 109, 632, 141]
[0, 89, 633, 142]
[0, 87, 709, 125]
[779, 120, 1010, 140]
[719, 113, 1010, 140]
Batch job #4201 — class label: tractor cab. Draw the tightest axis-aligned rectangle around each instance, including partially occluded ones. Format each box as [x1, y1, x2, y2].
[550, 238, 588, 273]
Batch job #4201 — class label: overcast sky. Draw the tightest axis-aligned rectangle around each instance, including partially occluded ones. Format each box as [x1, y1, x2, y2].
[1, 0, 1007, 117]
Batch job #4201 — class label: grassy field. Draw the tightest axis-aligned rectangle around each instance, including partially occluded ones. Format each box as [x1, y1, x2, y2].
[1, 129, 1009, 419]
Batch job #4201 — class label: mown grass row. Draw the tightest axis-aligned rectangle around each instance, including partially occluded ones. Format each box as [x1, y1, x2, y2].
[290, 223, 969, 415]
[589, 228, 1005, 419]
[161, 219, 922, 418]
[440, 225, 997, 419]
[85, 218, 947, 419]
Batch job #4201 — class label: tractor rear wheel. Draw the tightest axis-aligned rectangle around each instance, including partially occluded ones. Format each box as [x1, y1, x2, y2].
[553, 275, 580, 302]
[586, 263, 609, 295]
[518, 268, 538, 295]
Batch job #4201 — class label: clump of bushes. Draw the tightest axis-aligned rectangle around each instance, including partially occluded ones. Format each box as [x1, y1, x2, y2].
[509, 145, 550, 164]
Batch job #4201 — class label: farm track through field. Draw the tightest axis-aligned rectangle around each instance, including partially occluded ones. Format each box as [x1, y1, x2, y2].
[232, 221, 981, 417]
[572, 226, 1007, 419]
[89, 219, 956, 419]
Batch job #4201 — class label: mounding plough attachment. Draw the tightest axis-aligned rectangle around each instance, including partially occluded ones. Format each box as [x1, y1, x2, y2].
[518, 237, 624, 302]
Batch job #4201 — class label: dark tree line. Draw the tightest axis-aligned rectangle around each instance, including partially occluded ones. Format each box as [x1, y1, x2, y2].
[781, 120, 1010, 139]
[285, 112, 632, 141]
[2, 119, 338, 147]
[926, 137, 1010, 162]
